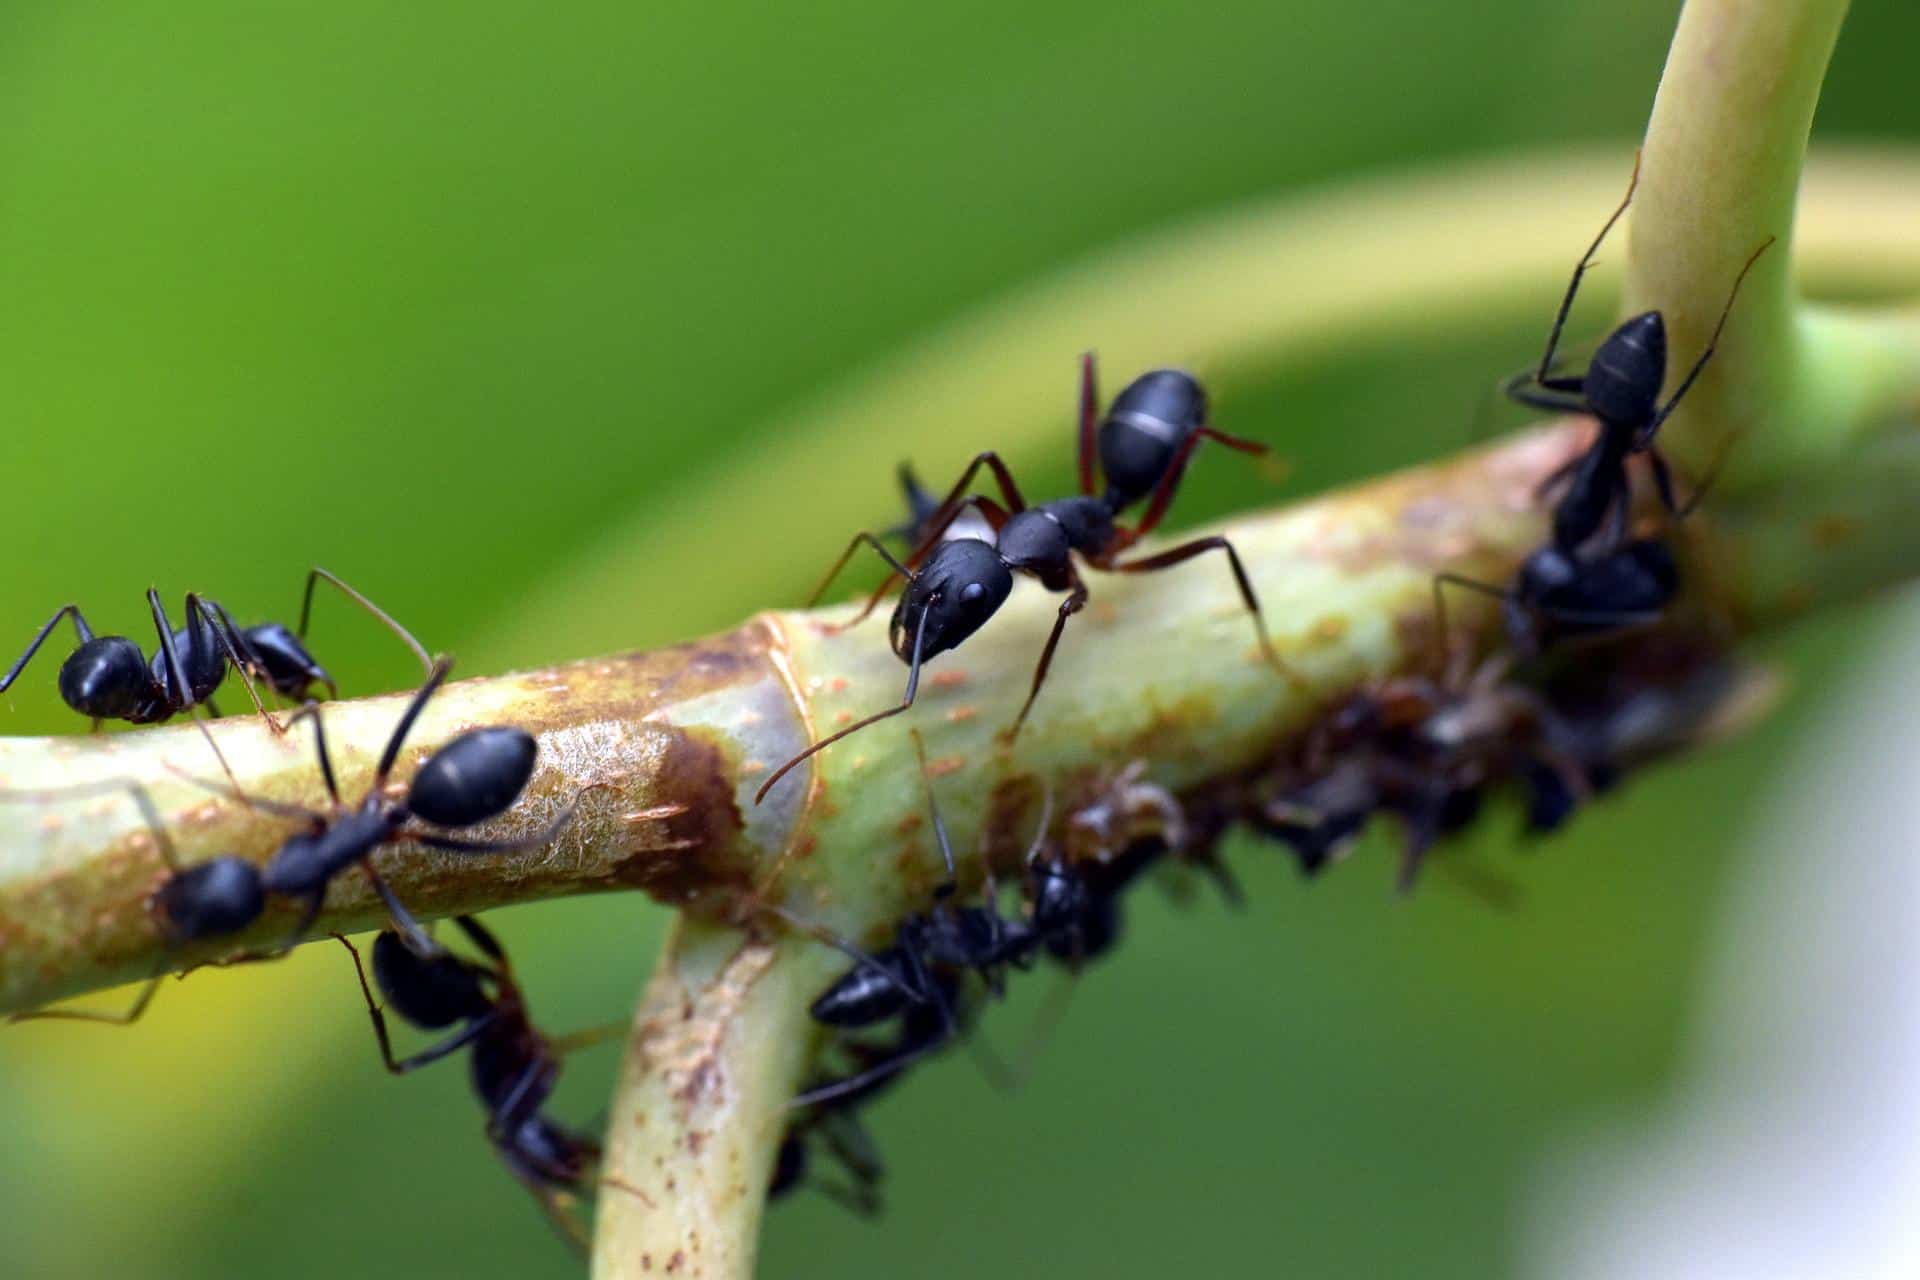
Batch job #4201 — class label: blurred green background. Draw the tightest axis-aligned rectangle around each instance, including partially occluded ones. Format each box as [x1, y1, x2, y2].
[2, 2, 1918, 1276]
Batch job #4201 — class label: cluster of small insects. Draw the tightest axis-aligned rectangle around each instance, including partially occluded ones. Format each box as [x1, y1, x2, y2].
[757, 155, 1773, 1212]
[1, 572, 607, 1246]
[0, 154, 1774, 1247]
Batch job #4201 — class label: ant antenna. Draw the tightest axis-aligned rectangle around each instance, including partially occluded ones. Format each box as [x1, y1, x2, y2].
[1645, 235, 1777, 438]
[1531, 150, 1640, 386]
[908, 728, 958, 894]
[754, 608, 933, 805]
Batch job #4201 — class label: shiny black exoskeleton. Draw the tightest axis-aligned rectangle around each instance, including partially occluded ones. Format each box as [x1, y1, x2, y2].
[0, 590, 276, 729]
[338, 917, 610, 1253]
[2, 569, 433, 736]
[1505, 156, 1773, 553]
[206, 658, 564, 950]
[757, 355, 1291, 804]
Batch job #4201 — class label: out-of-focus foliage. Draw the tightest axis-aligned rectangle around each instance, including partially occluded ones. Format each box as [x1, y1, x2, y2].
[1, 2, 1917, 1276]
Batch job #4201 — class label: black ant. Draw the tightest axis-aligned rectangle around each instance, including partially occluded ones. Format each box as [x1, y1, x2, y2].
[772, 735, 1069, 1106]
[757, 356, 1296, 803]
[0, 568, 430, 733]
[336, 917, 620, 1253]
[7, 666, 563, 1024]
[178, 656, 571, 953]
[1504, 155, 1774, 553]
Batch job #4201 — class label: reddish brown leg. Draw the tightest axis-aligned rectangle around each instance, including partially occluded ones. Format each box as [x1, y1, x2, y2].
[1004, 574, 1089, 742]
[914, 450, 1031, 552]
[1124, 431, 1204, 542]
[1115, 537, 1307, 690]
[1078, 352, 1100, 497]
[1197, 426, 1269, 455]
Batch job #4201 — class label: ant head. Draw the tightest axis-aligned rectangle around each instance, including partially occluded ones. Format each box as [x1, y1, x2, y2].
[1586, 311, 1667, 428]
[889, 539, 1012, 663]
[243, 622, 334, 701]
[1099, 368, 1207, 509]
[154, 855, 266, 941]
[407, 727, 538, 828]
[370, 929, 493, 1029]
[57, 637, 151, 720]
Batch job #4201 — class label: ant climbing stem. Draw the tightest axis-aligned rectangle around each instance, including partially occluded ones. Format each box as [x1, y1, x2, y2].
[1504, 151, 1775, 546]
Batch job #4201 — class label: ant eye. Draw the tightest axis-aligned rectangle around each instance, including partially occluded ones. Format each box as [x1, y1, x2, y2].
[960, 583, 986, 603]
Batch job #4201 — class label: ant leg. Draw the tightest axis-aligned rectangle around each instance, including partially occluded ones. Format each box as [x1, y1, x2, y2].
[187, 595, 280, 731]
[279, 893, 327, 953]
[908, 728, 958, 892]
[1078, 351, 1100, 497]
[513, 1175, 593, 1259]
[8, 973, 165, 1026]
[1004, 580, 1089, 742]
[299, 568, 433, 676]
[1524, 150, 1639, 390]
[164, 762, 327, 822]
[1503, 372, 1591, 416]
[146, 589, 196, 713]
[759, 902, 920, 998]
[486, 1057, 558, 1140]
[0, 605, 93, 694]
[804, 530, 913, 613]
[409, 806, 578, 856]
[0, 777, 186, 871]
[753, 607, 933, 805]
[283, 701, 343, 805]
[332, 934, 495, 1071]
[373, 657, 455, 788]
[359, 862, 438, 957]
[1115, 537, 1308, 690]
[918, 451, 1031, 544]
[546, 1021, 629, 1057]
[452, 914, 509, 967]
[792, 1012, 955, 1108]
[1647, 236, 1776, 435]
[1197, 426, 1268, 456]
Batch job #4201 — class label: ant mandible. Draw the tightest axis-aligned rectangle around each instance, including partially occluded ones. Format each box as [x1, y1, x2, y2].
[336, 917, 621, 1253]
[1504, 153, 1774, 553]
[755, 356, 1299, 804]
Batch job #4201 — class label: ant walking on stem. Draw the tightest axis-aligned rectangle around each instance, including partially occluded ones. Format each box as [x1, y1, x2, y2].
[1435, 155, 1774, 657]
[756, 357, 1302, 804]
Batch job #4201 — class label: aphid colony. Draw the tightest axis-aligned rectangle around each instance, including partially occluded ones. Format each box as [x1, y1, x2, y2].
[2, 157, 1772, 1247]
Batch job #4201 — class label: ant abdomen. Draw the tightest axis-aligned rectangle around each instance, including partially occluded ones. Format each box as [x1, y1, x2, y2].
[1583, 311, 1667, 427]
[58, 638, 150, 719]
[370, 930, 493, 1029]
[1098, 368, 1207, 510]
[406, 726, 539, 828]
